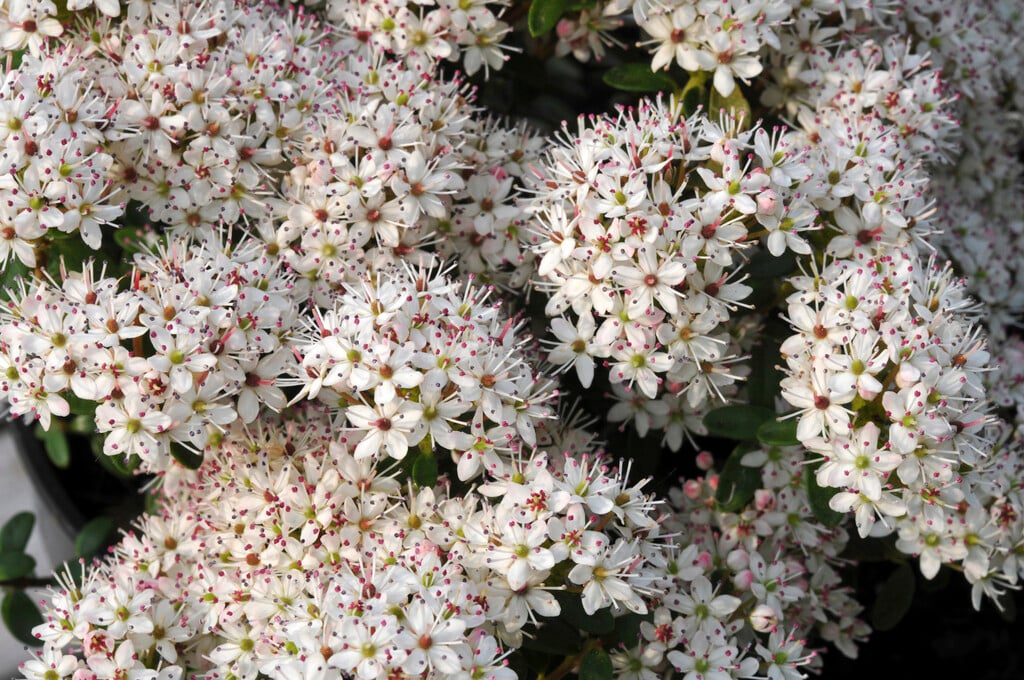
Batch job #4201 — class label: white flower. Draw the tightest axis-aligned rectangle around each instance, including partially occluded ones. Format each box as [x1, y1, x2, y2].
[816, 422, 902, 501]
[568, 539, 648, 615]
[346, 399, 425, 460]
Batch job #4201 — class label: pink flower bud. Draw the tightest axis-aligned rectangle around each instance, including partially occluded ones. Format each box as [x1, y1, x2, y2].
[733, 569, 754, 590]
[556, 18, 576, 40]
[726, 548, 749, 571]
[749, 604, 779, 632]
[695, 450, 714, 471]
[756, 189, 779, 214]
[683, 480, 703, 499]
[754, 489, 775, 511]
[696, 550, 713, 570]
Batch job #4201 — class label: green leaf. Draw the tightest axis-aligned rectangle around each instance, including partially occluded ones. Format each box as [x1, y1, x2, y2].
[144, 491, 162, 517]
[709, 84, 752, 128]
[35, 424, 71, 469]
[714, 445, 761, 513]
[170, 443, 204, 470]
[0, 513, 35, 554]
[756, 418, 799, 447]
[554, 591, 614, 635]
[747, 339, 784, 410]
[64, 393, 97, 418]
[578, 648, 613, 680]
[75, 517, 115, 560]
[2, 590, 43, 647]
[113, 225, 158, 255]
[804, 463, 845, 528]
[411, 452, 438, 488]
[746, 248, 797, 279]
[520, 619, 582, 656]
[527, 0, 564, 37]
[0, 552, 36, 580]
[611, 612, 649, 647]
[870, 562, 915, 631]
[602, 64, 677, 93]
[0, 257, 31, 293]
[678, 71, 708, 117]
[703, 405, 774, 441]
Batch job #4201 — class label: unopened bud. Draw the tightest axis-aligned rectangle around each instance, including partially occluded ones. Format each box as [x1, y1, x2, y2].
[749, 604, 779, 632]
[756, 189, 779, 214]
[695, 450, 714, 471]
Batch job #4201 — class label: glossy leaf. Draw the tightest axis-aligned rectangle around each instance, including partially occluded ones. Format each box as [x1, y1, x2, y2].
[2, 590, 43, 647]
[75, 517, 115, 560]
[0, 512, 35, 554]
[520, 619, 582, 656]
[709, 84, 752, 127]
[679, 71, 708, 117]
[64, 394, 97, 418]
[0, 257, 30, 293]
[804, 464, 845, 528]
[612, 612, 649, 647]
[36, 424, 71, 469]
[411, 452, 438, 488]
[602, 63, 677, 93]
[528, 0, 564, 37]
[747, 248, 797, 279]
[578, 648, 613, 680]
[170, 443, 204, 470]
[113, 225, 157, 255]
[703, 405, 774, 441]
[871, 562, 915, 631]
[0, 552, 35, 580]
[555, 590, 614, 635]
[756, 418, 799, 447]
[715, 445, 761, 513]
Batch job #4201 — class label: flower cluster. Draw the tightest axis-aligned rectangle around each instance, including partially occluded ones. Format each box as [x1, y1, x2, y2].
[0, 45, 123, 263]
[5, 0, 1024, 676]
[526, 100, 814, 444]
[552, 0, 894, 97]
[319, 0, 516, 76]
[287, 262, 557, 481]
[101, 0, 335, 236]
[24, 404, 675, 680]
[0, 229, 295, 468]
[610, 443, 869, 677]
[273, 58, 544, 305]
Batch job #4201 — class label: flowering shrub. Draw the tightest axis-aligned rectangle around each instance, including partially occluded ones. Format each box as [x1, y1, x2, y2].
[0, 0, 1022, 678]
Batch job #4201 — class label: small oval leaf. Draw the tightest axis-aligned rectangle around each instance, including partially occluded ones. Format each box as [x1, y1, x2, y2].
[75, 517, 115, 561]
[38, 425, 71, 469]
[2, 590, 43, 647]
[528, 0, 565, 37]
[0, 512, 35, 554]
[804, 464, 845, 528]
[756, 419, 799, 447]
[709, 84, 752, 127]
[603, 63, 677, 93]
[411, 452, 438, 488]
[704, 405, 775, 441]
[0, 552, 36, 580]
[678, 71, 708, 117]
[871, 562, 915, 631]
[578, 648, 613, 680]
[555, 591, 614, 635]
[170, 443, 205, 470]
[715, 445, 761, 513]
